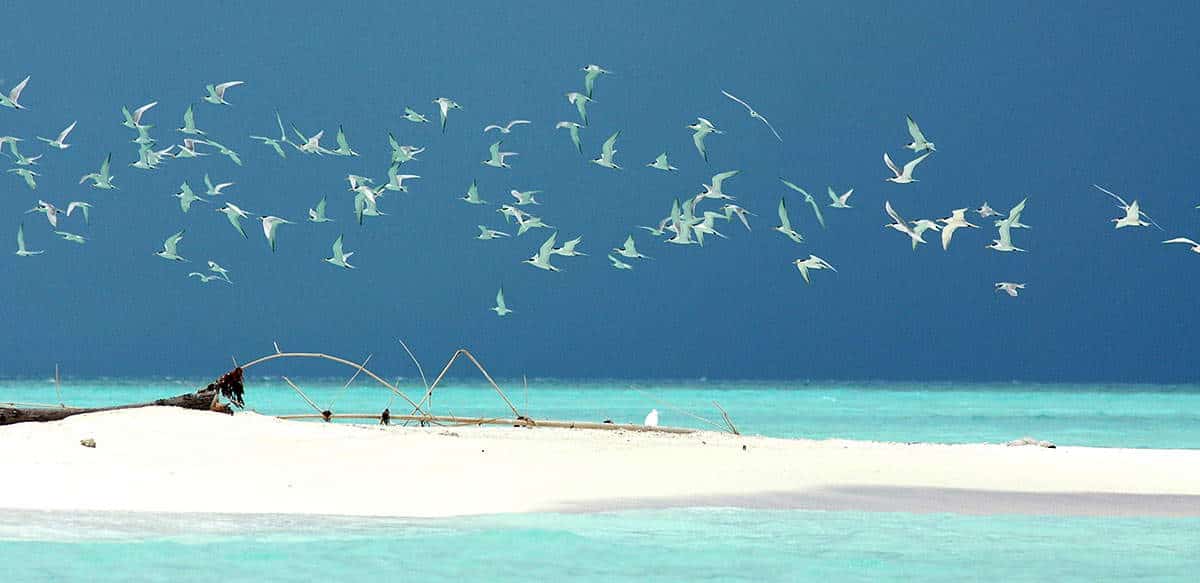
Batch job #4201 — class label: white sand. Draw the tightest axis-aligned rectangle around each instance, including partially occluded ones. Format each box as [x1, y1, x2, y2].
[2, 407, 1198, 517]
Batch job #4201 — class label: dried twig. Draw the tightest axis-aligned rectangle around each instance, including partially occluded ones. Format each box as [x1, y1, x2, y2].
[713, 401, 740, 435]
[240, 351, 426, 414]
[281, 376, 323, 414]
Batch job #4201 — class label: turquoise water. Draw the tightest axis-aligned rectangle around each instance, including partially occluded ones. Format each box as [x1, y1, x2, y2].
[0, 508, 1196, 582]
[2, 379, 1199, 448]
[4, 380, 1198, 580]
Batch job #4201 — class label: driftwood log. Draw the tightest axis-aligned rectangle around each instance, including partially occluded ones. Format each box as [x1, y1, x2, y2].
[0, 367, 244, 427]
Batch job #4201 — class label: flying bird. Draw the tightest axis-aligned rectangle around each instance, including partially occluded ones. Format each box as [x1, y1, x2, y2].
[324, 235, 355, 269]
[976, 202, 1002, 218]
[477, 225, 510, 240]
[249, 112, 290, 158]
[37, 121, 77, 149]
[793, 255, 836, 284]
[54, 231, 86, 244]
[26, 200, 62, 227]
[591, 131, 621, 169]
[0, 76, 30, 109]
[483, 140, 518, 169]
[510, 189, 542, 206]
[995, 282, 1026, 297]
[883, 152, 931, 184]
[203, 81, 245, 105]
[566, 92, 593, 126]
[122, 101, 158, 129]
[156, 230, 186, 262]
[204, 173, 234, 196]
[608, 254, 633, 270]
[174, 181, 206, 213]
[492, 287, 513, 316]
[582, 64, 610, 97]
[522, 232, 561, 271]
[828, 187, 854, 209]
[14, 224, 43, 256]
[555, 121, 584, 154]
[1163, 237, 1200, 254]
[552, 235, 587, 257]
[904, 115, 936, 152]
[330, 125, 358, 156]
[402, 107, 429, 123]
[721, 90, 782, 141]
[432, 97, 462, 133]
[884, 201, 929, 249]
[79, 153, 116, 189]
[384, 166, 420, 192]
[1094, 184, 1163, 230]
[260, 216, 293, 252]
[7, 141, 42, 165]
[937, 208, 979, 250]
[780, 179, 824, 228]
[207, 260, 233, 283]
[66, 201, 92, 224]
[613, 235, 650, 260]
[308, 197, 333, 223]
[8, 168, 38, 190]
[188, 272, 225, 284]
[774, 198, 804, 243]
[216, 202, 251, 238]
[461, 180, 487, 205]
[647, 152, 677, 172]
[177, 106, 205, 135]
[687, 117, 723, 163]
[484, 120, 531, 134]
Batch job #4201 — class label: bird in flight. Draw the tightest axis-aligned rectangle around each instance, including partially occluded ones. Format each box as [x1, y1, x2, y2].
[1094, 184, 1163, 230]
[646, 152, 677, 172]
[15, 223, 43, 257]
[995, 282, 1026, 297]
[37, 121, 76, 149]
[904, 115, 936, 152]
[203, 81, 245, 105]
[432, 97, 462, 133]
[484, 120, 531, 134]
[0, 76, 30, 109]
[793, 255, 836, 284]
[722, 90, 782, 141]
[582, 64, 610, 97]
[687, 117, 723, 163]
[492, 287, 513, 316]
[774, 198, 804, 244]
[156, 230, 187, 262]
[591, 131, 621, 169]
[555, 121, 584, 154]
[883, 152, 931, 184]
[324, 235, 356, 269]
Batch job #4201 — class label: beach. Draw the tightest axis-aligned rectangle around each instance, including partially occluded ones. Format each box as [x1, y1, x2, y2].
[2, 407, 1198, 518]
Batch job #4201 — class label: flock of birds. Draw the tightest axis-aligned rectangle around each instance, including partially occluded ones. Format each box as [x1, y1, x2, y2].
[5, 68, 1198, 314]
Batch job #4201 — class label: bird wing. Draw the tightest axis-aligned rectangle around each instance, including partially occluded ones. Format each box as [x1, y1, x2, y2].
[901, 153, 931, 177]
[906, 115, 927, 143]
[508, 120, 531, 129]
[133, 101, 158, 124]
[315, 197, 327, 215]
[692, 131, 707, 160]
[885, 200, 908, 227]
[16, 224, 25, 250]
[164, 230, 184, 254]
[1007, 197, 1028, 223]
[883, 152, 900, 176]
[721, 90, 753, 113]
[1093, 185, 1129, 208]
[331, 235, 344, 257]
[9, 76, 29, 101]
[214, 81, 244, 97]
[601, 131, 620, 157]
[489, 140, 502, 158]
[496, 288, 507, 309]
[182, 106, 195, 128]
[777, 198, 792, 231]
[336, 127, 351, 150]
[538, 232, 558, 261]
[58, 121, 77, 142]
[711, 170, 739, 191]
[1163, 237, 1198, 246]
